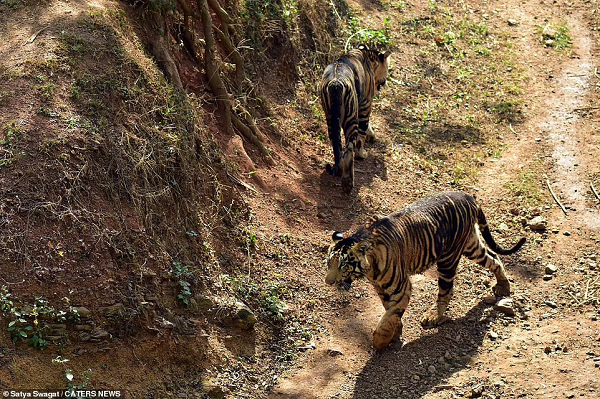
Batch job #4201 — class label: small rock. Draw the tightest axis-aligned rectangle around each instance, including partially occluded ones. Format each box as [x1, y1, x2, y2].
[74, 324, 93, 331]
[498, 223, 509, 231]
[535, 138, 542, 142]
[563, 231, 571, 236]
[72, 306, 92, 319]
[233, 302, 257, 330]
[101, 303, 125, 318]
[545, 39, 555, 46]
[545, 301, 558, 309]
[470, 384, 484, 397]
[545, 264, 558, 275]
[494, 298, 515, 316]
[544, 346, 552, 354]
[90, 327, 111, 340]
[489, 331, 499, 341]
[484, 296, 497, 305]
[543, 274, 553, 281]
[444, 350, 452, 360]
[528, 216, 547, 231]
[202, 377, 225, 399]
[508, 19, 518, 26]
[327, 348, 343, 357]
[428, 365, 436, 374]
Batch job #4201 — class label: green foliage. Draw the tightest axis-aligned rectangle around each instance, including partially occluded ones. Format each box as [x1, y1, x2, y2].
[539, 22, 571, 49]
[347, 16, 392, 48]
[177, 281, 192, 306]
[1, 121, 20, 146]
[504, 169, 544, 207]
[0, 286, 13, 315]
[65, 368, 92, 391]
[220, 275, 288, 320]
[171, 261, 193, 306]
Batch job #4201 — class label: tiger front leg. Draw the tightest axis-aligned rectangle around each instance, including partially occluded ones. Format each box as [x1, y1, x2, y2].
[372, 284, 411, 350]
[373, 310, 403, 350]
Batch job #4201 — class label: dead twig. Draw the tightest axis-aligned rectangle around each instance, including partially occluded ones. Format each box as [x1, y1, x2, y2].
[227, 172, 257, 193]
[509, 124, 517, 135]
[591, 182, 600, 202]
[544, 175, 568, 215]
[595, 67, 600, 80]
[26, 26, 48, 44]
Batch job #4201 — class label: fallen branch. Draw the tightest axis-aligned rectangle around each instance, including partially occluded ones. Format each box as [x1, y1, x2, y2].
[26, 26, 48, 44]
[544, 175, 568, 215]
[591, 182, 600, 202]
[227, 172, 257, 193]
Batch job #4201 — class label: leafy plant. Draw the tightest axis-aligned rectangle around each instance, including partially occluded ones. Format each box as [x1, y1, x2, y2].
[177, 281, 192, 306]
[539, 22, 571, 49]
[65, 368, 92, 391]
[0, 285, 13, 314]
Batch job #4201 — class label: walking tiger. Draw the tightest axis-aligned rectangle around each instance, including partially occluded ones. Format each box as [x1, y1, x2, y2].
[319, 46, 391, 193]
[325, 192, 525, 350]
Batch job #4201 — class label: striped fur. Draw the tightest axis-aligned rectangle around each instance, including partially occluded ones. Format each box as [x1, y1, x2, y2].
[319, 46, 391, 193]
[325, 192, 525, 350]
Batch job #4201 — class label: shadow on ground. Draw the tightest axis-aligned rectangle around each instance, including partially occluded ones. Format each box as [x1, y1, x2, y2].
[352, 299, 490, 399]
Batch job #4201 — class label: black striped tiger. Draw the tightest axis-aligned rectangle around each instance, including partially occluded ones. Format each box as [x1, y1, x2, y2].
[325, 192, 525, 350]
[319, 46, 391, 193]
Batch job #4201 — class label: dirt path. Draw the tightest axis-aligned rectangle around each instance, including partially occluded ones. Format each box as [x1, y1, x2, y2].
[269, 1, 600, 398]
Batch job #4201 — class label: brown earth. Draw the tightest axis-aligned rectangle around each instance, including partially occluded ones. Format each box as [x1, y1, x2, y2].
[0, 0, 599, 398]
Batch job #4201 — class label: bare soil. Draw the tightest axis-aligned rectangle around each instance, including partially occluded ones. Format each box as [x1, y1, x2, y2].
[1, 0, 599, 398]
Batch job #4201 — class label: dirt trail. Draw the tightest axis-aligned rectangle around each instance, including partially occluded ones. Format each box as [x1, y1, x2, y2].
[270, 1, 600, 398]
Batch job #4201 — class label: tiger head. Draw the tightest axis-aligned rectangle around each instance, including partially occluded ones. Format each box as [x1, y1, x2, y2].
[326, 231, 372, 290]
[359, 46, 392, 92]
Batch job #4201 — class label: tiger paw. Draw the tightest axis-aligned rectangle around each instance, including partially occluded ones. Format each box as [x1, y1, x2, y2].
[420, 309, 447, 328]
[493, 281, 511, 297]
[326, 164, 341, 176]
[373, 329, 395, 350]
[366, 125, 375, 143]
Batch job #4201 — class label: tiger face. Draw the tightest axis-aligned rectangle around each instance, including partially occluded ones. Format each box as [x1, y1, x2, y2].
[325, 231, 370, 290]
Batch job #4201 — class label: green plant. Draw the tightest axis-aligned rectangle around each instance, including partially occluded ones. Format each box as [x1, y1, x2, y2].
[539, 22, 571, 49]
[1, 122, 20, 146]
[177, 281, 192, 306]
[0, 285, 13, 315]
[347, 16, 392, 48]
[65, 368, 92, 391]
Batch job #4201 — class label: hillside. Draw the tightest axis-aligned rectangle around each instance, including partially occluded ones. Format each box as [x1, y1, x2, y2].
[1, 0, 600, 398]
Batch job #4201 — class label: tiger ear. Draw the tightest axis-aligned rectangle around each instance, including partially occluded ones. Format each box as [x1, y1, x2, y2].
[379, 51, 391, 62]
[332, 231, 344, 242]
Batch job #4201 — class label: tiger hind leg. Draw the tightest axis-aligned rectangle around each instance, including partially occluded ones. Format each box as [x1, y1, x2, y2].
[355, 133, 368, 160]
[463, 225, 511, 297]
[421, 255, 459, 328]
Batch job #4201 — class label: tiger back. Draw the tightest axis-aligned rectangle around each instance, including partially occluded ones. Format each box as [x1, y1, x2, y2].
[319, 46, 390, 193]
[325, 192, 526, 350]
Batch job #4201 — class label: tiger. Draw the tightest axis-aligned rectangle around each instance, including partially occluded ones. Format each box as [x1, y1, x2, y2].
[325, 192, 525, 350]
[319, 46, 391, 193]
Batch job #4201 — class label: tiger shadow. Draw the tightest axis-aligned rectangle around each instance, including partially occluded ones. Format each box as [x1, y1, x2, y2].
[315, 147, 389, 230]
[351, 299, 492, 399]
